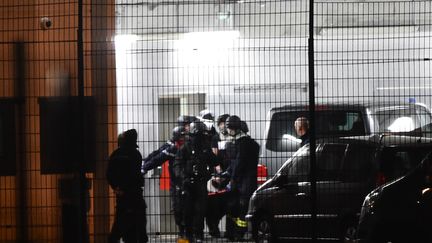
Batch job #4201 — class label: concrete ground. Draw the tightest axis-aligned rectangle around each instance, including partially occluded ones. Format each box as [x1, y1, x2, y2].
[147, 232, 255, 242]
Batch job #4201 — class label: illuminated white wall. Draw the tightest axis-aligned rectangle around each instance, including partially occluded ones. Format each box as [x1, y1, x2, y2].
[114, 0, 432, 233]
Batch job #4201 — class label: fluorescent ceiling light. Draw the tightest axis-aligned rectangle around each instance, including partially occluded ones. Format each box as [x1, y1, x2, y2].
[114, 34, 139, 50]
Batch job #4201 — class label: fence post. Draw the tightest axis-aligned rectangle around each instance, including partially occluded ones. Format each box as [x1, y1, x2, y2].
[14, 41, 28, 243]
[77, 0, 89, 242]
[308, 0, 317, 242]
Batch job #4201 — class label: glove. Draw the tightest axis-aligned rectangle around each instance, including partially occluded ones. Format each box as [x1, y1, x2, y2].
[219, 171, 230, 179]
[182, 178, 192, 191]
[226, 182, 231, 191]
[165, 145, 178, 158]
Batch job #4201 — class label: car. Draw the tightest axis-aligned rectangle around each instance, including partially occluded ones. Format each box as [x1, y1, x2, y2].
[260, 102, 432, 177]
[246, 134, 432, 242]
[356, 152, 432, 243]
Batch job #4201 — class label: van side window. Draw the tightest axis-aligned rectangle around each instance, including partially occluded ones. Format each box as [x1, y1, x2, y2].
[317, 144, 347, 181]
[342, 145, 376, 182]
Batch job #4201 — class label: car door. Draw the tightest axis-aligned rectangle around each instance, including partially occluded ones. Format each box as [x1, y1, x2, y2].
[314, 143, 349, 239]
[272, 143, 348, 241]
[337, 144, 377, 235]
[270, 145, 313, 239]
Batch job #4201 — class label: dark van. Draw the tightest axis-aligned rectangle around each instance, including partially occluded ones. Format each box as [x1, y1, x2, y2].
[247, 135, 432, 242]
[261, 102, 432, 176]
[356, 152, 432, 243]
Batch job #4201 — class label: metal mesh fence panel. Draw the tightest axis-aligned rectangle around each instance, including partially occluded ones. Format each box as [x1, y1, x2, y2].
[0, 0, 431, 242]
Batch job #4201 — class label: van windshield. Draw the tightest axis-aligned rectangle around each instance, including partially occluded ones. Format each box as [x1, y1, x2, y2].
[266, 110, 364, 152]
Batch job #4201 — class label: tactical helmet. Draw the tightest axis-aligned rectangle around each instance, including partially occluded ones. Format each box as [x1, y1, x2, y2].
[171, 126, 186, 141]
[177, 115, 197, 127]
[189, 121, 209, 136]
[225, 115, 242, 130]
[216, 114, 230, 126]
[199, 109, 215, 121]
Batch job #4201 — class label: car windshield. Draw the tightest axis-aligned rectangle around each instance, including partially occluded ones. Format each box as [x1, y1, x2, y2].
[278, 145, 310, 180]
[277, 143, 349, 182]
[266, 110, 364, 152]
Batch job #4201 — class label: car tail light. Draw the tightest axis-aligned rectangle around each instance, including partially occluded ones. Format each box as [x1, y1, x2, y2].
[257, 164, 268, 185]
[376, 172, 387, 186]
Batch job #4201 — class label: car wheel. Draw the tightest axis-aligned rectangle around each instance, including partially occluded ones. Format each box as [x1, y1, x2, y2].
[253, 215, 277, 243]
[342, 225, 357, 243]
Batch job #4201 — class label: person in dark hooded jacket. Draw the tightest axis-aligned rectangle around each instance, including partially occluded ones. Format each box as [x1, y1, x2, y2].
[107, 129, 148, 243]
[224, 116, 260, 241]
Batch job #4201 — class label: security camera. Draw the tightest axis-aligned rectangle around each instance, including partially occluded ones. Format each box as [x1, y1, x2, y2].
[40, 17, 52, 30]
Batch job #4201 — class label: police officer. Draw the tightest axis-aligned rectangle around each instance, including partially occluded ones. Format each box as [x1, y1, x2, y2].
[107, 129, 148, 243]
[198, 109, 217, 138]
[141, 126, 187, 237]
[205, 113, 231, 237]
[173, 121, 220, 243]
[225, 116, 260, 241]
[177, 115, 197, 132]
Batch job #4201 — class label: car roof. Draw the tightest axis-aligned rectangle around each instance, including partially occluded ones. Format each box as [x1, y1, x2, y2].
[315, 134, 432, 147]
[270, 102, 427, 113]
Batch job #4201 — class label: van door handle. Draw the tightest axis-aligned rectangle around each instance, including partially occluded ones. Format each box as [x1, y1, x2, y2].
[295, 192, 307, 197]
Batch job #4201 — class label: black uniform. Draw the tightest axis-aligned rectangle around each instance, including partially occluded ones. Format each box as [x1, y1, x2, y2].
[173, 133, 220, 242]
[142, 140, 184, 234]
[300, 131, 310, 146]
[107, 130, 148, 243]
[226, 133, 260, 240]
[205, 133, 231, 237]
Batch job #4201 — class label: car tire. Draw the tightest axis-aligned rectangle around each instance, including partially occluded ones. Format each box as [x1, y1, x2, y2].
[341, 218, 357, 243]
[341, 224, 357, 243]
[253, 215, 277, 243]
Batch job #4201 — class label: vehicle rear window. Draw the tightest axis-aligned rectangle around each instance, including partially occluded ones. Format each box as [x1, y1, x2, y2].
[266, 110, 364, 152]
